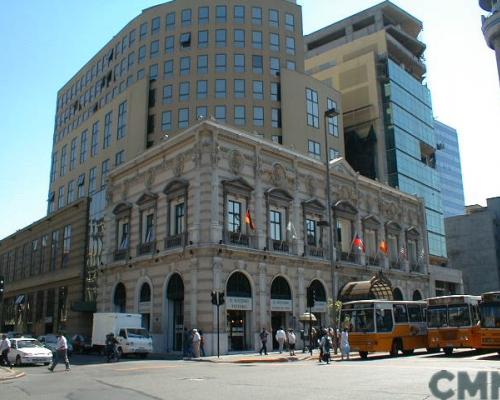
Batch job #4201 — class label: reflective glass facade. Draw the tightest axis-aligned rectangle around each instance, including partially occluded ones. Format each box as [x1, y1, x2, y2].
[384, 59, 446, 258]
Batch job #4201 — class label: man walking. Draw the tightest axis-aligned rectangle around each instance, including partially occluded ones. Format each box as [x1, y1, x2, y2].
[259, 328, 268, 355]
[48, 332, 70, 372]
[287, 329, 296, 356]
[275, 327, 286, 354]
[0, 334, 13, 369]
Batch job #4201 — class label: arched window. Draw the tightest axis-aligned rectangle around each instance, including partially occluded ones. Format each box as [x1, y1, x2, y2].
[140, 282, 151, 303]
[393, 288, 404, 301]
[114, 283, 126, 312]
[270, 276, 291, 300]
[227, 272, 251, 298]
[310, 279, 326, 302]
[167, 273, 184, 301]
[412, 290, 422, 301]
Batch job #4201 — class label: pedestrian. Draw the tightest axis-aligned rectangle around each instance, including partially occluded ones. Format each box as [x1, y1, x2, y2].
[182, 327, 189, 357]
[319, 330, 332, 364]
[199, 330, 206, 357]
[340, 327, 350, 361]
[48, 332, 70, 372]
[0, 334, 13, 369]
[186, 329, 194, 358]
[192, 329, 201, 358]
[287, 329, 296, 356]
[275, 327, 286, 354]
[259, 328, 269, 355]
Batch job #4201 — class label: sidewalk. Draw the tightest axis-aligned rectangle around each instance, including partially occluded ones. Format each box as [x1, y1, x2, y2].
[0, 367, 25, 382]
[186, 350, 348, 364]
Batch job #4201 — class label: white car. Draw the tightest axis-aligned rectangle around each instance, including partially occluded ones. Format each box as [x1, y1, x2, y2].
[8, 337, 53, 366]
[38, 335, 73, 355]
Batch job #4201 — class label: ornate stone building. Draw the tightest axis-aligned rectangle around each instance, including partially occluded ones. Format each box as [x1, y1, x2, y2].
[99, 119, 445, 355]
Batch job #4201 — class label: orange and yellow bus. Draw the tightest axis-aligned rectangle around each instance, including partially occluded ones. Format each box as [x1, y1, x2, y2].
[478, 291, 500, 354]
[340, 300, 427, 359]
[426, 295, 481, 355]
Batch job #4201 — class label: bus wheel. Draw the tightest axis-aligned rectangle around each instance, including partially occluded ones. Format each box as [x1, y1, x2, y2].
[402, 349, 414, 356]
[426, 348, 439, 354]
[390, 339, 401, 357]
[443, 347, 453, 356]
[359, 351, 368, 359]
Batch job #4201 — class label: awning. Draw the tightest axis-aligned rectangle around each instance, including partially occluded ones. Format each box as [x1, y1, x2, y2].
[338, 272, 393, 302]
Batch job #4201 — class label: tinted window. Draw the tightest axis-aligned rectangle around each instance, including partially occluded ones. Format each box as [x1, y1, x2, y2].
[393, 304, 408, 323]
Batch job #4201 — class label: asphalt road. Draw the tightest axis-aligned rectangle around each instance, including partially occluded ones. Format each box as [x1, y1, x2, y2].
[1, 350, 499, 400]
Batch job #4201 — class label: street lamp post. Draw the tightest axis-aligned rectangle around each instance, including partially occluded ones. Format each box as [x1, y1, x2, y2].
[324, 108, 340, 307]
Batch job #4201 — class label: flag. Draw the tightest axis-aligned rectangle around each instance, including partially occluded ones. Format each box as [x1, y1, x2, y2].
[245, 209, 255, 230]
[379, 240, 388, 255]
[399, 246, 407, 260]
[352, 234, 366, 253]
[287, 221, 297, 239]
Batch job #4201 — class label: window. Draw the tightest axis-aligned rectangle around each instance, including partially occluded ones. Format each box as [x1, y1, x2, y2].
[196, 106, 208, 119]
[215, 53, 227, 72]
[50, 231, 59, 271]
[271, 82, 281, 101]
[91, 121, 99, 157]
[139, 22, 148, 40]
[234, 5, 245, 23]
[129, 29, 136, 45]
[117, 100, 127, 139]
[270, 33, 280, 51]
[228, 200, 241, 232]
[329, 148, 340, 161]
[285, 13, 295, 31]
[115, 150, 124, 166]
[88, 167, 97, 194]
[166, 12, 175, 31]
[58, 186, 65, 209]
[327, 98, 339, 136]
[287, 60, 296, 71]
[162, 84, 173, 104]
[161, 111, 172, 132]
[138, 45, 146, 64]
[180, 32, 191, 48]
[269, 9, 279, 27]
[67, 180, 75, 204]
[253, 80, 263, 99]
[216, 29, 227, 48]
[137, 68, 145, 80]
[174, 203, 185, 234]
[77, 174, 85, 197]
[164, 60, 174, 78]
[234, 79, 245, 98]
[179, 81, 190, 101]
[151, 17, 160, 35]
[198, 30, 208, 48]
[150, 40, 159, 58]
[376, 309, 393, 332]
[197, 80, 208, 99]
[234, 54, 245, 72]
[178, 108, 189, 128]
[165, 35, 174, 54]
[252, 55, 263, 73]
[197, 54, 208, 74]
[215, 105, 226, 122]
[216, 5, 227, 23]
[270, 57, 280, 76]
[306, 219, 317, 245]
[142, 211, 155, 243]
[180, 56, 191, 75]
[50, 152, 57, 183]
[48, 191, 55, 213]
[101, 159, 110, 188]
[393, 304, 408, 323]
[198, 6, 209, 24]
[215, 79, 226, 98]
[60, 145, 67, 176]
[286, 36, 296, 55]
[128, 51, 135, 70]
[252, 31, 262, 49]
[253, 106, 264, 127]
[79, 130, 88, 163]
[252, 7, 262, 25]
[181, 8, 191, 26]
[234, 29, 245, 48]
[272, 135, 282, 144]
[70, 138, 77, 170]
[270, 210, 282, 240]
[118, 218, 129, 250]
[271, 108, 281, 128]
[308, 140, 321, 159]
[234, 106, 245, 126]
[306, 88, 319, 128]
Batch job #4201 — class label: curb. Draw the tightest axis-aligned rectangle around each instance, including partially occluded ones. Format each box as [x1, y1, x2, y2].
[0, 368, 25, 382]
[185, 355, 312, 364]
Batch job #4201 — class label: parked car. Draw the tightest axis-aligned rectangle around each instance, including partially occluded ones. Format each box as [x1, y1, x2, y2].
[38, 334, 73, 356]
[71, 334, 93, 354]
[7, 337, 53, 366]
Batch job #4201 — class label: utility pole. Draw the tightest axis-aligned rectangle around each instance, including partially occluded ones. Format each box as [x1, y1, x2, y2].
[211, 290, 225, 358]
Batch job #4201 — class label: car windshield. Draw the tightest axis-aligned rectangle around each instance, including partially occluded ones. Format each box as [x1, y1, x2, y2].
[127, 328, 150, 338]
[17, 340, 43, 348]
[448, 305, 471, 327]
[45, 337, 57, 343]
[480, 303, 500, 328]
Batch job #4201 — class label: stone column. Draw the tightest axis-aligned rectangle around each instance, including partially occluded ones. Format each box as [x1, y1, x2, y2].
[190, 258, 198, 328]
[254, 150, 265, 250]
[258, 262, 268, 331]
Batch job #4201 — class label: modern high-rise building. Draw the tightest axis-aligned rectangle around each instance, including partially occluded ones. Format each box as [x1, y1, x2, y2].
[304, 1, 447, 263]
[434, 120, 465, 218]
[48, 0, 344, 216]
[479, 0, 500, 81]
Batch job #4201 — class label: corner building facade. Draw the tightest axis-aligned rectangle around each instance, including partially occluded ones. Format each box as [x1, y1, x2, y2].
[49, 0, 343, 216]
[99, 120, 433, 355]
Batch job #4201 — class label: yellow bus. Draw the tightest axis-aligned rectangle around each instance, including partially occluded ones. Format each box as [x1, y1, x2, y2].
[340, 300, 427, 359]
[478, 291, 500, 354]
[426, 295, 481, 355]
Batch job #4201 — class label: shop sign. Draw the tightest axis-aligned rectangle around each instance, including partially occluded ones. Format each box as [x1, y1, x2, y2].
[226, 296, 252, 310]
[271, 299, 292, 312]
[312, 301, 327, 313]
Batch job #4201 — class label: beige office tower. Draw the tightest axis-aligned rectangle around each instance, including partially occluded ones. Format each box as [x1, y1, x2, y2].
[479, 0, 500, 81]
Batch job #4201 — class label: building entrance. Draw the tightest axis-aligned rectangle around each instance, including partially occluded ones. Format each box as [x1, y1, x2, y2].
[226, 272, 253, 352]
[166, 273, 184, 352]
[270, 276, 292, 350]
[227, 310, 247, 351]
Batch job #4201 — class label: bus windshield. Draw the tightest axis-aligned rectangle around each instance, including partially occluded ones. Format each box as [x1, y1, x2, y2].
[341, 308, 375, 333]
[480, 303, 500, 328]
[448, 305, 471, 327]
[427, 307, 448, 328]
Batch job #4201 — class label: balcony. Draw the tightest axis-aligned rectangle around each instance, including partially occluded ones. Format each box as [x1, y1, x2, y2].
[113, 249, 129, 261]
[366, 255, 382, 266]
[338, 250, 357, 264]
[269, 239, 290, 254]
[410, 263, 422, 273]
[164, 232, 188, 249]
[137, 240, 156, 255]
[224, 231, 256, 248]
[304, 245, 325, 258]
[390, 259, 403, 270]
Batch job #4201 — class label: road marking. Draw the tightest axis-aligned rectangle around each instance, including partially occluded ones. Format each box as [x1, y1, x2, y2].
[111, 365, 178, 371]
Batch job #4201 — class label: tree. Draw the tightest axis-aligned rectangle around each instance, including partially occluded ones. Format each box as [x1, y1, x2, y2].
[328, 298, 343, 328]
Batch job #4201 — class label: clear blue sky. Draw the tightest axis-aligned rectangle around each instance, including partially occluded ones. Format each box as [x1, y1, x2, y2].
[0, 0, 498, 240]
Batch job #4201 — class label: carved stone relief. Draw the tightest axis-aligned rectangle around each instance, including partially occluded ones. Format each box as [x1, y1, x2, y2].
[228, 150, 244, 175]
[174, 154, 185, 177]
[271, 163, 287, 188]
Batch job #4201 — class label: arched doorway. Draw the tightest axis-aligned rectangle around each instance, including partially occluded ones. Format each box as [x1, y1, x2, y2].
[138, 282, 152, 331]
[226, 272, 252, 352]
[270, 276, 292, 349]
[393, 287, 404, 301]
[412, 290, 422, 301]
[166, 273, 184, 352]
[114, 283, 126, 312]
[310, 280, 327, 327]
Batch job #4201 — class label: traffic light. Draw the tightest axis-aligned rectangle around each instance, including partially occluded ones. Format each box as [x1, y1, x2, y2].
[306, 287, 316, 308]
[211, 291, 225, 306]
[211, 291, 217, 305]
[0, 276, 4, 301]
[218, 292, 225, 305]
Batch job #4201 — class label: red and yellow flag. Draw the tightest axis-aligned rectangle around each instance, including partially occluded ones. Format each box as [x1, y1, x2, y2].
[245, 209, 255, 230]
[379, 240, 388, 255]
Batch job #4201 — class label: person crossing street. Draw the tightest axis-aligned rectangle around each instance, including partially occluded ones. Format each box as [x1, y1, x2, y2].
[0, 334, 13, 369]
[48, 332, 71, 372]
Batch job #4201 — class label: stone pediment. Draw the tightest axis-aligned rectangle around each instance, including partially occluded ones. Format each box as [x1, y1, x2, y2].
[406, 226, 420, 238]
[163, 178, 189, 195]
[362, 215, 381, 229]
[330, 158, 357, 179]
[136, 191, 158, 206]
[112, 202, 132, 215]
[386, 220, 402, 233]
[334, 199, 358, 215]
[222, 177, 254, 195]
[302, 198, 326, 213]
[266, 187, 293, 203]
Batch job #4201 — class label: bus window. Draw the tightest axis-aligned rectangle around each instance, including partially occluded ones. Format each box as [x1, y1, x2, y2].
[341, 309, 375, 333]
[480, 303, 500, 328]
[375, 309, 393, 332]
[448, 304, 470, 327]
[408, 305, 423, 322]
[428, 307, 447, 328]
[393, 304, 408, 323]
[471, 305, 480, 324]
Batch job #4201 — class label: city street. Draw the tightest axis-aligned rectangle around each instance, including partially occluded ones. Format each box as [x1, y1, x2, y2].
[1, 350, 499, 400]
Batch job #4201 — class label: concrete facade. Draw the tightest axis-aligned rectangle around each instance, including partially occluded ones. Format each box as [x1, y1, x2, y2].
[479, 0, 500, 81]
